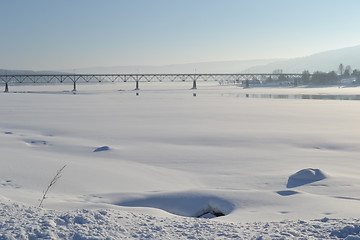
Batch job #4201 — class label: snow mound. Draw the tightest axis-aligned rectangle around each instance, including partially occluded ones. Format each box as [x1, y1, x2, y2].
[287, 168, 326, 188]
[93, 146, 110, 152]
[114, 192, 234, 218]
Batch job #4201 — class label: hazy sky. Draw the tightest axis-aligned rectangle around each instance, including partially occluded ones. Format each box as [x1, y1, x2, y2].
[1, 0, 360, 70]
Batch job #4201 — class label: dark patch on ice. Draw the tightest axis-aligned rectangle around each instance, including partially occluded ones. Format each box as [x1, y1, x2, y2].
[93, 146, 110, 152]
[309, 183, 328, 187]
[0, 179, 21, 189]
[323, 212, 333, 216]
[24, 139, 48, 146]
[4, 131, 13, 135]
[276, 190, 299, 196]
[279, 211, 290, 214]
[334, 196, 360, 201]
[287, 168, 326, 188]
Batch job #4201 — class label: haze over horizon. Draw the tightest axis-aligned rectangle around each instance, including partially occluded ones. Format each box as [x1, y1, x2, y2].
[1, 0, 360, 71]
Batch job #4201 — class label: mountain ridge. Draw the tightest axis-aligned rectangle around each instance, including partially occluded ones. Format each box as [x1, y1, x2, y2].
[243, 44, 360, 73]
[58, 59, 280, 74]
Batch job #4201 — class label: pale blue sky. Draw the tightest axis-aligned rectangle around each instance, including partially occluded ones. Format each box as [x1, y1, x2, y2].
[1, 0, 360, 70]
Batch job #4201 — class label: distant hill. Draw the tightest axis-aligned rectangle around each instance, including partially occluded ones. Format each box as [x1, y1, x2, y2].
[60, 59, 280, 74]
[0, 69, 68, 75]
[3, 44, 360, 75]
[243, 45, 360, 73]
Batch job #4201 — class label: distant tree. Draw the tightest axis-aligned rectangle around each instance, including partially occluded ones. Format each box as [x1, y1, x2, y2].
[311, 71, 326, 85]
[327, 71, 338, 83]
[311, 71, 338, 85]
[338, 64, 344, 76]
[272, 69, 283, 81]
[344, 65, 352, 77]
[278, 74, 287, 82]
[301, 70, 311, 84]
[272, 69, 283, 74]
[352, 69, 360, 83]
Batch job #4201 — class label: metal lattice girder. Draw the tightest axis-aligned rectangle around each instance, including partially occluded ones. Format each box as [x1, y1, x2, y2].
[84, 75, 98, 82]
[98, 75, 112, 83]
[178, 74, 187, 82]
[166, 75, 178, 82]
[118, 75, 130, 82]
[205, 74, 218, 82]
[108, 75, 120, 83]
[49, 75, 61, 83]
[74, 75, 83, 82]
[171, 74, 182, 82]
[154, 75, 165, 82]
[61, 75, 74, 83]
[127, 75, 137, 82]
[0, 73, 310, 87]
[143, 75, 156, 82]
[0, 76, 6, 83]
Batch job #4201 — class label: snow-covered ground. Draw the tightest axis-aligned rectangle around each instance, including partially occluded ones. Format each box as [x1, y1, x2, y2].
[1, 82, 360, 239]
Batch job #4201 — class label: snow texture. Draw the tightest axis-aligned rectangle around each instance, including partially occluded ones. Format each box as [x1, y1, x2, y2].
[1, 201, 360, 239]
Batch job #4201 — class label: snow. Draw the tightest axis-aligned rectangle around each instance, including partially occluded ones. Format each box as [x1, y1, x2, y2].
[1, 82, 360, 239]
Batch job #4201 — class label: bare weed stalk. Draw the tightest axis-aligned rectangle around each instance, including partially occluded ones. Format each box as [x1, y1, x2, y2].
[39, 165, 66, 208]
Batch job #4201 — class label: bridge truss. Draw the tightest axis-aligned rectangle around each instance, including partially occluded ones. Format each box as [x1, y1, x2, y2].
[0, 73, 307, 92]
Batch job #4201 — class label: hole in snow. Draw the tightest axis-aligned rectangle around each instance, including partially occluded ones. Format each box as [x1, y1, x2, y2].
[114, 192, 234, 219]
[276, 190, 299, 196]
[93, 146, 110, 152]
[195, 205, 225, 219]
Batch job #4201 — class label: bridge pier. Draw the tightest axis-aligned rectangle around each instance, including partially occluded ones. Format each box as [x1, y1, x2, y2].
[4, 82, 9, 93]
[134, 81, 140, 90]
[191, 79, 197, 90]
[72, 81, 77, 92]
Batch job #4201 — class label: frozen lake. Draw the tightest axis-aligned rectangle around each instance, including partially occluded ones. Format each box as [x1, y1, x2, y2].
[1, 82, 360, 238]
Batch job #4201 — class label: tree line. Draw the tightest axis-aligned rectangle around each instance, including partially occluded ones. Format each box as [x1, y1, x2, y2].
[300, 64, 360, 85]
